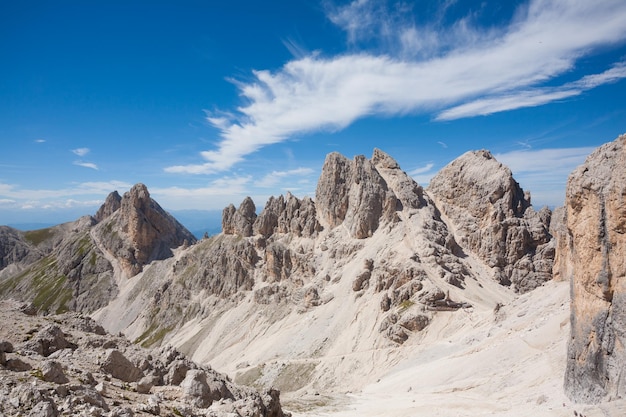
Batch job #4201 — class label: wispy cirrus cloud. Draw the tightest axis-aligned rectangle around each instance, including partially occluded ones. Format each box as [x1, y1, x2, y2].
[73, 161, 99, 170]
[72, 148, 90, 157]
[437, 62, 626, 120]
[0, 180, 132, 207]
[165, 0, 626, 175]
[255, 167, 315, 188]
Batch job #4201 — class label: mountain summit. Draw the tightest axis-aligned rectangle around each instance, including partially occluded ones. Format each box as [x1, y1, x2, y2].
[93, 183, 197, 277]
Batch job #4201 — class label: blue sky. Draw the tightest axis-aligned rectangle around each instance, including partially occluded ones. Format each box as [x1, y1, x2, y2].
[2, 0, 626, 227]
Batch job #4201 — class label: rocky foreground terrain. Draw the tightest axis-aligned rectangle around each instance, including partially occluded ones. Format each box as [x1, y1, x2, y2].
[0, 299, 287, 416]
[0, 133, 625, 416]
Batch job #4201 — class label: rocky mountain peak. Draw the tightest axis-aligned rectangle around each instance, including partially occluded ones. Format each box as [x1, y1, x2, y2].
[94, 190, 122, 222]
[125, 183, 150, 208]
[371, 148, 400, 169]
[563, 133, 626, 403]
[428, 150, 553, 292]
[93, 183, 196, 277]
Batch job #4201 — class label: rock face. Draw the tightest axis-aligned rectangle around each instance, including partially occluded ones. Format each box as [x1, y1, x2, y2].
[93, 183, 196, 277]
[563, 134, 626, 403]
[222, 196, 257, 237]
[316, 152, 397, 239]
[0, 184, 197, 314]
[428, 150, 554, 292]
[0, 300, 288, 417]
[253, 193, 321, 238]
[2, 147, 564, 400]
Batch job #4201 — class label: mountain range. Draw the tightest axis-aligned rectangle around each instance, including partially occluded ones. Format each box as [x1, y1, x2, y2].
[1, 134, 625, 416]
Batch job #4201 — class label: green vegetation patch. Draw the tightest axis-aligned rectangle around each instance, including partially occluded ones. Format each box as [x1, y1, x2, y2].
[32, 274, 72, 314]
[135, 322, 173, 348]
[24, 228, 55, 245]
[398, 299, 415, 312]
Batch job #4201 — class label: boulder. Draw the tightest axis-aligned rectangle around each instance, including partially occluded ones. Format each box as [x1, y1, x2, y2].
[23, 325, 77, 357]
[41, 360, 69, 384]
[100, 349, 143, 383]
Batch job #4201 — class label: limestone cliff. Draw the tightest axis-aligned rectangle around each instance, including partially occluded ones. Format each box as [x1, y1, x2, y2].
[428, 150, 554, 293]
[563, 134, 626, 403]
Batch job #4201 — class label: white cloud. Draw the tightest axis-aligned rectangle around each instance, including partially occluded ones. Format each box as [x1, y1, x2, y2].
[74, 161, 99, 170]
[0, 180, 132, 202]
[255, 168, 315, 188]
[408, 163, 434, 176]
[437, 62, 626, 120]
[409, 163, 437, 186]
[34, 139, 46, 143]
[166, 0, 626, 175]
[72, 148, 90, 157]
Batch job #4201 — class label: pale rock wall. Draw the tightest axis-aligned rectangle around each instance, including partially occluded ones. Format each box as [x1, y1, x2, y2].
[564, 134, 626, 403]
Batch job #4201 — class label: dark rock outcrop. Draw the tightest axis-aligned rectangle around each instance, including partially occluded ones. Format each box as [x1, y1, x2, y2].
[563, 134, 626, 403]
[428, 150, 554, 292]
[0, 227, 40, 271]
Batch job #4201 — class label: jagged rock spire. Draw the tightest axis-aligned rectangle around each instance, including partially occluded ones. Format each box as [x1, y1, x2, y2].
[94, 190, 122, 222]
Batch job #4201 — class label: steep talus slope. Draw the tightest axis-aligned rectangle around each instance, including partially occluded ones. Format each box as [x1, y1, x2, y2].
[562, 134, 626, 403]
[0, 226, 43, 270]
[93, 148, 549, 398]
[428, 150, 554, 292]
[0, 217, 117, 314]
